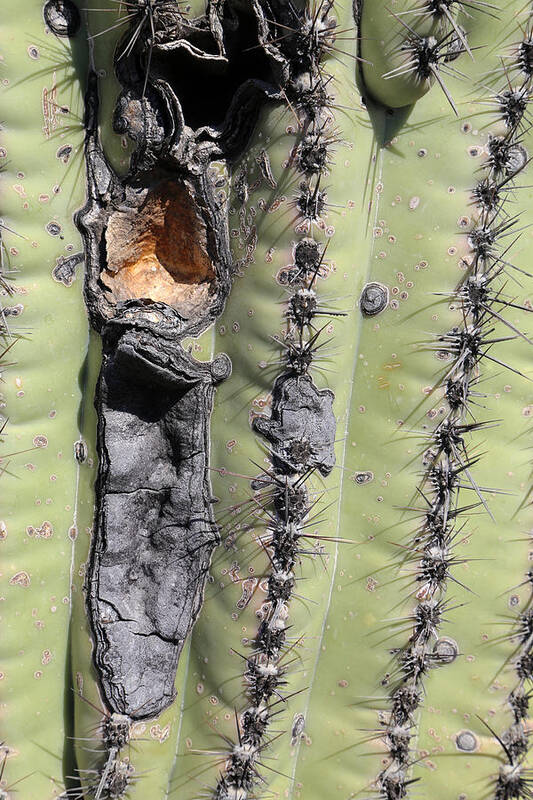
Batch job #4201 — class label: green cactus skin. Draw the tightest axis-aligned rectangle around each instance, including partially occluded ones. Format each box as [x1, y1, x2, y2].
[0, 1, 89, 797]
[1, 1, 533, 799]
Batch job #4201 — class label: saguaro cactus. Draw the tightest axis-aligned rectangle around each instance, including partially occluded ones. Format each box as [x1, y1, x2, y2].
[0, 1, 532, 799]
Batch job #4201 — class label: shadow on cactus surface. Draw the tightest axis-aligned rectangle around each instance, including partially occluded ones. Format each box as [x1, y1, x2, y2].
[1, 0, 533, 798]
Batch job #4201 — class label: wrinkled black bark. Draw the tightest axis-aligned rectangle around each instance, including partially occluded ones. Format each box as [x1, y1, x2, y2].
[91, 323, 230, 716]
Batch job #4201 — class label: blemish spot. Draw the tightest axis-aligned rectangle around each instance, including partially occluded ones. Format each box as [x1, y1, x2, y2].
[4, 303, 23, 317]
[10, 571, 31, 587]
[56, 144, 73, 164]
[150, 724, 170, 743]
[26, 521, 53, 539]
[433, 637, 458, 664]
[74, 440, 87, 463]
[236, 577, 258, 610]
[351, 471, 374, 486]
[455, 730, 478, 752]
[291, 713, 305, 745]
[33, 435, 48, 448]
[360, 282, 389, 317]
[45, 221, 62, 237]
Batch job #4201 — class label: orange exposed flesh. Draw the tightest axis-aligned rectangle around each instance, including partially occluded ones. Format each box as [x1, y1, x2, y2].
[104, 180, 215, 316]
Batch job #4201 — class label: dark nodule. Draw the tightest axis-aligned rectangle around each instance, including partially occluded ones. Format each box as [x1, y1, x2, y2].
[360, 282, 389, 316]
[43, 0, 80, 37]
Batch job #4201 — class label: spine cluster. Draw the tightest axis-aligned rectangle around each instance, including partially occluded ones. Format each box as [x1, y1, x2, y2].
[213, 3, 341, 798]
[377, 13, 533, 800]
[1, 234, 13, 402]
[71, 707, 132, 799]
[495, 577, 533, 800]
[0, 223, 20, 426]
[383, 2, 471, 114]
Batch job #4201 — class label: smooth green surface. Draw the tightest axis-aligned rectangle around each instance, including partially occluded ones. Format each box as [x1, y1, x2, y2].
[0, 1, 89, 796]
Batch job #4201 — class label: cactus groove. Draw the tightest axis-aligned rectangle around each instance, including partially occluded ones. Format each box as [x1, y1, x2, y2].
[0, 1, 532, 800]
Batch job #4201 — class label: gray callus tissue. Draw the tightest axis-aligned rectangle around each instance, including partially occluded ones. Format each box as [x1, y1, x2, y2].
[89, 324, 231, 717]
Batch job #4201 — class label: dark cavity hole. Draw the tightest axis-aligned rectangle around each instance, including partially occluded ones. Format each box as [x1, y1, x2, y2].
[153, 6, 273, 130]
